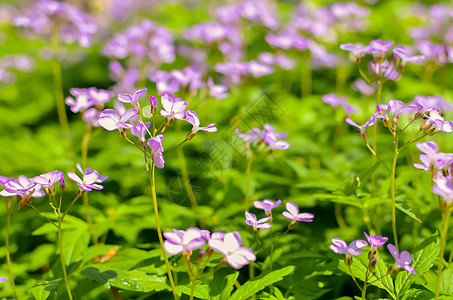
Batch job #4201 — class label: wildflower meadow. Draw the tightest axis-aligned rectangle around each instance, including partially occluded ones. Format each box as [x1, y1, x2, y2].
[1, 0, 453, 299]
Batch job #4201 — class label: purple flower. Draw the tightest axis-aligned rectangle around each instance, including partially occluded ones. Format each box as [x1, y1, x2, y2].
[322, 93, 357, 114]
[65, 88, 111, 113]
[0, 277, 6, 283]
[163, 228, 206, 255]
[207, 77, 228, 100]
[33, 171, 65, 191]
[68, 164, 108, 192]
[0, 175, 45, 198]
[183, 110, 218, 140]
[362, 40, 394, 62]
[414, 141, 453, 174]
[209, 231, 256, 269]
[131, 122, 150, 147]
[253, 199, 281, 218]
[247, 60, 274, 78]
[352, 79, 376, 96]
[387, 244, 416, 275]
[345, 115, 377, 141]
[170, 67, 204, 92]
[118, 88, 147, 110]
[432, 175, 453, 205]
[0, 176, 14, 187]
[98, 108, 138, 132]
[160, 93, 187, 120]
[364, 232, 388, 249]
[340, 43, 365, 61]
[245, 211, 271, 230]
[262, 124, 290, 151]
[422, 109, 453, 134]
[147, 135, 165, 169]
[392, 45, 425, 66]
[330, 238, 368, 256]
[236, 128, 262, 144]
[282, 202, 314, 225]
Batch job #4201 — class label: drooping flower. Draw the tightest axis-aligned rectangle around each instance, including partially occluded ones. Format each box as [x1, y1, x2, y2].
[245, 211, 271, 230]
[387, 244, 416, 275]
[345, 115, 377, 141]
[183, 110, 218, 140]
[282, 202, 314, 225]
[253, 199, 281, 218]
[147, 135, 165, 169]
[208, 231, 256, 269]
[98, 108, 138, 133]
[68, 164, 108, 192]
[163, 228, 206, 255]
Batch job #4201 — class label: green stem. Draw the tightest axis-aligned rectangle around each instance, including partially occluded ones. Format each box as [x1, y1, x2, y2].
[244, 155, 255, 209]
[81, 126, 98, 245]
[391, 133, 399, 250]
[435, 207, 451, 300]
[185, 258, 195, 300]
[371, 81, 383, 199]
[300, 51, 312, 98]
[58, 216, 73, 300]
[5, 199, 18, 300]
[269, 228, 274, 270]
[348, 264, 363, 292]
[148, 164, 178, 299]
[29, 203, 58, 228]
[51, 26, 73, 160]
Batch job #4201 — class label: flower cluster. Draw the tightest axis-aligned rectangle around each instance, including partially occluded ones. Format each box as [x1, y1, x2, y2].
[245, 200, 313, 232]
[345, 95, 453, 142]
[14, 0, 97, 47]
[331, 232, 415, 275]
[341, 39, 424, 82]
[236, 123, 290, 152]
[322, 93, 358, 115]
[97, 88, 218, 168]
[0, 165, 107, 207]
[163, 227, 255, 269]
[65, 88, 113, 127]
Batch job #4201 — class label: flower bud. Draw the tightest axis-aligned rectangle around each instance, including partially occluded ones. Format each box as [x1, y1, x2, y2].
[368, 257, 377, 271]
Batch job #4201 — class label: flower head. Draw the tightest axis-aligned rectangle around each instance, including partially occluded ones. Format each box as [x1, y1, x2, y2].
[245, 211, 271, 230]
[33, 171, 65, 194]
[68, 164, 108, 192]
[331, 238, 368, 266]
[147, 135, 165, 169]
[163, 227, 206, 255]
[345, 115, 377, 141]
[160, 93, 187, 121]
[118, 87, 147, 110]
[262, 124, 290, 151]
[183, 110, 218, 140]
[131, 122, 150, 147]
[208, 231, 256, 269]
[98, 108, 138, 133]
[253, 199, 281, 218]
[282, 202, 314, 225]
[387, 244, 416, 275]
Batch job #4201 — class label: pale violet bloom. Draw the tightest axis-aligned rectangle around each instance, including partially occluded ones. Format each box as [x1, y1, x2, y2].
[163, 228, 206, 255]
[0, 175, 45, 198]
[147, 135, 165, 169]
[183, 110, 218, 140]
[253, 199, 281, 218]
[282, 202, 314, 225]
[245, 211, 271, 230]
[98, 108, 138, 132]
[67, 164, 108, 192]
[160, 93, 187, 120]
[118, 87, 147, 110]
[387, 244, 416, 275]
[209, 231, 256, 269]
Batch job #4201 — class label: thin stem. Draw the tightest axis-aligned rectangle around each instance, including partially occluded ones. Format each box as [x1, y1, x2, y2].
[365, 142, 391, 172]
[300, 51, 312, 98]
[435, 207, 451, 300]
[371, 80, 383, 198]
[61, 193, 82, 221]
[176, 141, 200, 211]
[51, 26, 73, 160]
[148, 164, 178, 299]
[269, 228, 274, 270]
[5, 199, 18, 300]
[58, 216, 73, 300]
[244, 155, 255, 209]
[357, 63, 371, 84]
[124, 135, 151, 158]
[348, 264, 363, 292]
[29, 203, 58, 228]
[391, 132, 399, 250]
[164, 139, 188, 157]
[81, 126, 99, 245]
[184, 258, 195, 300]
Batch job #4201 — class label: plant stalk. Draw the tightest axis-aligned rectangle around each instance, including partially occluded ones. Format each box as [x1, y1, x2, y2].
[5, 199, 18, 300]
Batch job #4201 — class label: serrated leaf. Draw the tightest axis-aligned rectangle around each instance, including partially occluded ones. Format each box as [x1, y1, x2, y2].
[210, 268, 239, 300]
[229, 266, 295, 300]
[29, 279, 60, 300]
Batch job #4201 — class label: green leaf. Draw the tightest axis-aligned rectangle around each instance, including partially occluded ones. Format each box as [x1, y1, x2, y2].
[338, 254, 395, 298]
[229, 266, 295, 300]
[210, 268, 239, 300]
[62, 226, 91, 266]
[29, 279, 60, 300]
[343, 162, 380, 196]
[177, 282, 210, 299]
[395, 200, 422, 223]
[81, 265, 169, 292]
[395, 235, 439, 298]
